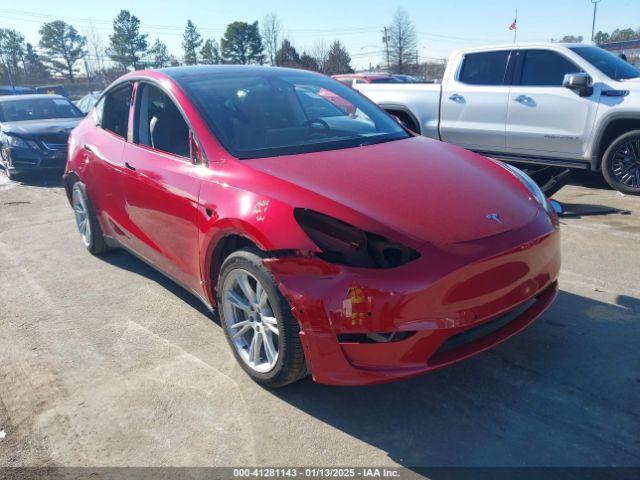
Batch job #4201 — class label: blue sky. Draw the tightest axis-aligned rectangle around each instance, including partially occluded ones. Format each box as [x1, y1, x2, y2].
[1, 0, 638, 69]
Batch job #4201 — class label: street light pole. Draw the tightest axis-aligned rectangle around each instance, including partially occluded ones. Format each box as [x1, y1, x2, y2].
[591, 0, 602, 43]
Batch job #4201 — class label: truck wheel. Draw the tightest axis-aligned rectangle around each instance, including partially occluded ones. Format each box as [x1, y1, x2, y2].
[602, 130, 640, 195]
[217, 248, 308, 388]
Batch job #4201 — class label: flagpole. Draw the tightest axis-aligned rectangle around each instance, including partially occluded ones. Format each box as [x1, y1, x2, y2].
[513, 9, 518, 44]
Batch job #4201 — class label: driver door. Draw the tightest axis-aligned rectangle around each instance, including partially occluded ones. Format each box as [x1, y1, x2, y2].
[120, 82, 203, 293]
[506, 49, 599, 158]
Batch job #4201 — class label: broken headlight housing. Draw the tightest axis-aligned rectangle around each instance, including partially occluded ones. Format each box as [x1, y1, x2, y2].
[294, 208, 420, 269]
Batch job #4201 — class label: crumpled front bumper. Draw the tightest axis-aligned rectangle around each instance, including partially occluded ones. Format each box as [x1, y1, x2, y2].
[2, 146, 67, 174]
[264, 212, 561, 386]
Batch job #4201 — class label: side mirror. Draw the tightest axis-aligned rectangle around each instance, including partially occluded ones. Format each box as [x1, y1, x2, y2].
[563, 72, 593, 97]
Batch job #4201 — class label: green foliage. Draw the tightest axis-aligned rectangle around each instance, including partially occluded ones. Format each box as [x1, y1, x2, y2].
[39, 21, 86, 82]
[24, 43, 49, 82]
[275, 39, 300, 67]
[0, 29, 26, 83]
[182, 20, 203, 65]
[200, 39, 220, 65]
[108, 10, 148, 70]
[323, 40, 353, 75]
[149, 38, 171, 68]
[221, 21, 264, 64]
[594, 31, 610, 45]
[551, 35, 584, 43]
[594, 27, 640, 45]
[299, 52, 320, 72]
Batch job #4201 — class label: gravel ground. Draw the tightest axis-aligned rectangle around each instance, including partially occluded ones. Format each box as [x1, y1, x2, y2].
[0, 170, 638, 469]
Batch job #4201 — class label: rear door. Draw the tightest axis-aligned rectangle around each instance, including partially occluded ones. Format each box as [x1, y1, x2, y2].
[440, 49, 512, 152]
[120, 81, 203, 293]
[506, 49, 598, 158]
[85, 83, 133, 243]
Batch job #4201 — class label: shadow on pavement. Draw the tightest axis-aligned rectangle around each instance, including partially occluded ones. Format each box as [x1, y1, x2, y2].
[565, 170, 611, 190]
[270, 290, 640, 468]
[94, 245, 640, 468]
[98, 248, 217, 322]
[3, 170, 64, 188]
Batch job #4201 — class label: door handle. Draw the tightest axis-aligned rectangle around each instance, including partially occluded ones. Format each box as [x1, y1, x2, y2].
[82, 144, 93, 154]
[125, 161, 137, 171]
[448, 93, 464, 102]
[514, 95, 531, 103]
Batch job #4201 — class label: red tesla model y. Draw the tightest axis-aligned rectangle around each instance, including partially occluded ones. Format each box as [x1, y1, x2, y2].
[64, 66, 560, 387]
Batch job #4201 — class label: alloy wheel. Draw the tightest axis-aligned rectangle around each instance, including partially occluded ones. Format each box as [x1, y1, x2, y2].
[611, 139, 640, 189]
[72, 185, 91, 247]
[221, 269, 280, 373]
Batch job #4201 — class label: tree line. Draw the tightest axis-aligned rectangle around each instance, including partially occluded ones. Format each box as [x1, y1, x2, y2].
[0, 7, 426, 89]
[594, 27, 640, 45]
[0, 10, 359, 87]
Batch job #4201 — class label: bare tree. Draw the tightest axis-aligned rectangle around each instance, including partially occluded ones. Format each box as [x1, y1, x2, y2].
[262, 12, 282, 66]
[310, 39, 329, 73]
[85, 24, 107, 83]
[387, 7, 417, 74]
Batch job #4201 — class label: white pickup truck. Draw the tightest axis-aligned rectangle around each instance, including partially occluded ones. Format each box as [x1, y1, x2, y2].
[354, 43, 640, 194]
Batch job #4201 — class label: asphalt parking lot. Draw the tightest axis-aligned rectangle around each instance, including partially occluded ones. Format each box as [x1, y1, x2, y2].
[0, 171, 639, 469]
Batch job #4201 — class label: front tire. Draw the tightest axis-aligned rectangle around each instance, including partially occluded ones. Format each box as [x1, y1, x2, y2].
[217, 248, 307, 388]
[602, 130, 640, 195]
[71, 182, 109, 255]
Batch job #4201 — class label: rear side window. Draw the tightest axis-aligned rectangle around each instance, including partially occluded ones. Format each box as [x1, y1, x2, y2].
[458, 51, 510, 85]
[134, 83, 190, 158]
[518, 50, 581, 86]
[101, 84, 132, 138]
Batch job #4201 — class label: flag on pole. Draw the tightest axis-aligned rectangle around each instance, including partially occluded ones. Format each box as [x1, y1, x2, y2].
[509, 18, 517, 30]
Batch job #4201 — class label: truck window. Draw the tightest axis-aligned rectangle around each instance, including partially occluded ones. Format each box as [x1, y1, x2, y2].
[518, 50, 581, 86]
[458, 51, 510, 85]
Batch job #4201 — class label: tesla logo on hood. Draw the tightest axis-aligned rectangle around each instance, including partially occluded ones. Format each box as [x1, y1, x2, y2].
[486, 213, 502, 224]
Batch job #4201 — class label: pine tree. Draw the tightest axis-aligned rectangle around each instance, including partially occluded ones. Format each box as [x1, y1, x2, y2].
[182, 20, 203, 65]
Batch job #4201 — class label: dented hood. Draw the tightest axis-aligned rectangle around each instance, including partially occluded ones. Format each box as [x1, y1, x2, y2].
[1, 118, 80, 139]
[247, 136, 539, 245]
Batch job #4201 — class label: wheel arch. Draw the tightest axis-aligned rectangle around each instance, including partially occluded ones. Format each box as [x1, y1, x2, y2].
[592, 115, 640, 170]
[62, 170, 81, 204]
[379, 103, 422, 134]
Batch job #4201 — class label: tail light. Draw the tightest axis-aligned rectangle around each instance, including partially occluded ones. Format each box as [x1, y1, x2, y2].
[294, 208, 420, 269]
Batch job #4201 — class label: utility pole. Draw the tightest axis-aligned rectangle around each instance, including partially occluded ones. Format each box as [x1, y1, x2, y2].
[591, 0, 602, 42]
[382, 27, 390, 71]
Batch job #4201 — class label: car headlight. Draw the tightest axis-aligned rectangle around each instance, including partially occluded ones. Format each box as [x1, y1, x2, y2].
[294, 208, 420, 268]
[501, 163, 551, 213]
[5, 135, 33, 149]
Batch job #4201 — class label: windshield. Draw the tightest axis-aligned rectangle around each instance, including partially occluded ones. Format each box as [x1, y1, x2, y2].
[570, 46, 640, 81]
[175, 71, 409, 159]
[0, 97, 83, 122]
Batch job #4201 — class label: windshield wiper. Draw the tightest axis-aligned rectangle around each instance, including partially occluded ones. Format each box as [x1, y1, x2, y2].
[358, 135, 406, 147]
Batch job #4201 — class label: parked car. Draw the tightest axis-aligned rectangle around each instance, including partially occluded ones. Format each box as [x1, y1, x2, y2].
[0, 86, 35, 96]
[355, 43, 640, 194]
[0, 94, 84, 179]
[75, 91, 102, 114]
[332, 73, 402, 87]
[35, 85, 69, 98]
[64, 66, 560, 387]
[393, 74, 421, 83]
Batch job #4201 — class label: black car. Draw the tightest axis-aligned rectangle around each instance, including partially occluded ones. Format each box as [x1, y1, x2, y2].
[0, 86, 35, 96]
[0, 94, 83, 179]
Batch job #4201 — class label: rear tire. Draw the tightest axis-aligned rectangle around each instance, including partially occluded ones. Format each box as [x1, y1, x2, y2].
[602, 130, 640, 195]
[217, 248, 307, 388]
[71, 182, 109, 255]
